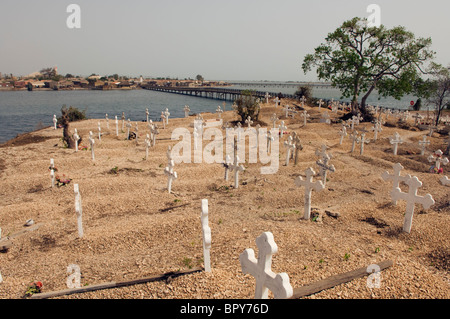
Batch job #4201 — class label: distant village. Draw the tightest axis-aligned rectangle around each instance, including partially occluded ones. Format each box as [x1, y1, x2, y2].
[0, 67, 229, 91]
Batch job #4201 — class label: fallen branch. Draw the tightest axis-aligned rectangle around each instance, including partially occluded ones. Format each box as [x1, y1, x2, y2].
[0, 223, 43, 252]
[290, 260, 393, 299]
[30, 267, 202, 299]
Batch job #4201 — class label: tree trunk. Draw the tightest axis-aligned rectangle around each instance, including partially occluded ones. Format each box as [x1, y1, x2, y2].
[61, 111, 76, 149]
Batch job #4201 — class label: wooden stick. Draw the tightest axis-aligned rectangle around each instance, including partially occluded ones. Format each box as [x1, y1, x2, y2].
[290, 260, 393, 299]
[30, 267, 202, 299]
[0, 224, 42, 252]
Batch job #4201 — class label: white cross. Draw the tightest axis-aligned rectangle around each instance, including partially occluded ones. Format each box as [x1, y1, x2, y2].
[160, 112, 166, 129]
[73, 129, 80, 152]
[428, 149, 449, 171]
[278, 121, 287, 138]
[391, 175, 435, 233]
[245, 116, 254, 128]
[427, 125, 437, 137]
[270, 113, 278, 129]
[301, 110, 310, 126]
[135, 123, 139, 144]
[265, 92, 270, 104]
[283, 105, 290, 118]
[381, 163, 412, 205]
[126, 119, 132, 139]
[74, 184, 83, 238]
[216, 106, 223, 119]
[339, 125, 347, 145]
[229, 137, 245, 188]
[98, 122, 101, 141]
[292, 133, 303, 165]
[105, 114, 109, 129]
[418, 136, 430, 156]
[316, 154, 335, 186]
[300, 96, 307, 108]
[239, 232, 293, 299]
[50, 158, 55, 188]
[53, 115, 57, 130]
[115, 116, 119, 137]
[317, 99, 324, 110]
[412, 113, 423, 125]
[266, 130, 274, 154]
[164, 108, 170, 125]
[164, 159, 177, 194]
[390, 132, 403, 155]
[315, 144, 331, 161]
[284, 136, 296, 166]
[89, 131, 95, 161]
[371, 121, 382, 141]
[350, 131, 359, 153]
[151, 125, 159, 146]
[146, 108, 149, 123]
[274, 97, 280, 107]
[357, 132, 370, 155]
[201, 199, 212, 273]
[145, 134, 151, 160]
[295, 167, 325, 219]
[184, 105, 190, 118]
[121, 112, 125, 130]
[321, 111, 331, 124]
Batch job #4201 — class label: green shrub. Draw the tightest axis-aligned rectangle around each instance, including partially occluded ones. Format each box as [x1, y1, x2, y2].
[58, 105, 87, 123]
[232, 90, 261, 123]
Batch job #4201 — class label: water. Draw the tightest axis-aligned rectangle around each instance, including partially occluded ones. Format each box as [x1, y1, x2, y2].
[0, 89, 233, 144]
[0, 84, 417, 144]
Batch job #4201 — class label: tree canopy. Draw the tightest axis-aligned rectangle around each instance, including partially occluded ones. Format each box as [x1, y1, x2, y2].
[302, 17, 435, 115]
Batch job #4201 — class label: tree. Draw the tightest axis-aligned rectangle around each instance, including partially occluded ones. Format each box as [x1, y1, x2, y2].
[425, 63, 450, 126]
[232, 90, 261, 122]
[302, 17, 435, 116]
[40, 67, 57, 79]
[196, 75, 204, 82]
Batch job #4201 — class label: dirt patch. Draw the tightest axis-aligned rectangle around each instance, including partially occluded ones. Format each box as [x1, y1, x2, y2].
[0, 133, 53, 148]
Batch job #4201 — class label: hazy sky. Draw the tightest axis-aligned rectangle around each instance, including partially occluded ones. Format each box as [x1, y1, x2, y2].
[1, 0, 449, 81]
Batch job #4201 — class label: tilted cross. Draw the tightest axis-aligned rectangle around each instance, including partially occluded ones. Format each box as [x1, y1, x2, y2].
[316, 154, 335, 186]
[239, 232, 293, 299]
[350, 131, 359, 153]
[428, 149, 449, 171]
[295, 167, 325, 219]
[315, 144, 331, 162]
[391, 176, 435, 233]
[381, 163, 411, 205]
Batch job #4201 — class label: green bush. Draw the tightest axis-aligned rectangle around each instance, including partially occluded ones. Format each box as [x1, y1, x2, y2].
[58, 105, 87, 123]
[232, 90, 261, 123]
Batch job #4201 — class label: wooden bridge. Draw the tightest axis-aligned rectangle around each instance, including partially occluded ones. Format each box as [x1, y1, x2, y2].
[142, 85, 296, 102]
[229, 81, 334, 89]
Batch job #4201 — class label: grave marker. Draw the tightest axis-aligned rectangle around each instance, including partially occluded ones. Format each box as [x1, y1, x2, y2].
[239, 232, 293, 299]
[229, 136, 245, 188]
[381, 163, 411, 205]
[295, 167, 325, 219]
[73, 129, 80, 152]
[89, 131, 95, 161]
[160, 112, 166, 129]
[301, 110, 310, 126]
[115, 116, 119, 137]
[223, 155, 232, 181]
[391, 176, 435, 233]
[316, 154, 335, 186]
[50, 158, 55, 188]
[389, 132, 403, 155]
[121, 112, 125, 130]
[126, 119, 132, 139]
[440, 175, 450, 186]
[418, 136, 430, 156]
[53, 115, 58, 130]
[98, 122, 101, 141]
[216, 106, 223, 119]
[316, 99, 324, 110]
[245, 116, 254, 128]
[184, 105, 190, 118]
[278, 121, 287, 138]
[284, 136, 296, 166]
[201, 199, 212, 273]
[105, 114, 109, 129]
[357, 132, 370, 155]
[146, 109, 149, 123]
[145, 134, 151, 160]
[339, 125, 348, 145]
[371, 121, 382, 141]
[164, 159, 178, 194]
[164, 108, 170, 125]
[265, 92, 271, 104]
[74, 184, 83, 238]
[350, 131, 359, 153]
[428, 149, 449, 171]
[270, 113, 279, 129]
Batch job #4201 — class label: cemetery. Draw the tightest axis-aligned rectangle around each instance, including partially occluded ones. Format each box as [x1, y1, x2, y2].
[0, 98, 449, 299]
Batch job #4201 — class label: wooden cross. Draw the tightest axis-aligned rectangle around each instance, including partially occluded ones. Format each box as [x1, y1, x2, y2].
[229, 136, 245, 188]
[418, 136, 430, 156]
[357, 132, 370, 155]
[239, 232, 293, 299]
[295, 167, 325, 219]
[245, 116, 254, 128]
[278, 121, 287, 138]
[270, 113, 278, 128]
[201, 199, 211, 272]
[389, 132, 403, 155]
[74, 184, 83, 238]
[184, 105, 190, 118]
[381, 163, 411, 205]
[73, 129, 80, 152]
[316, 154, 335, 186]
[284, 136, 296, 166]
[428, 149, 449, 171]
[301, 110, 310, 126]
[89, 131, 95, 161]
[391, 176, 435, 233]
